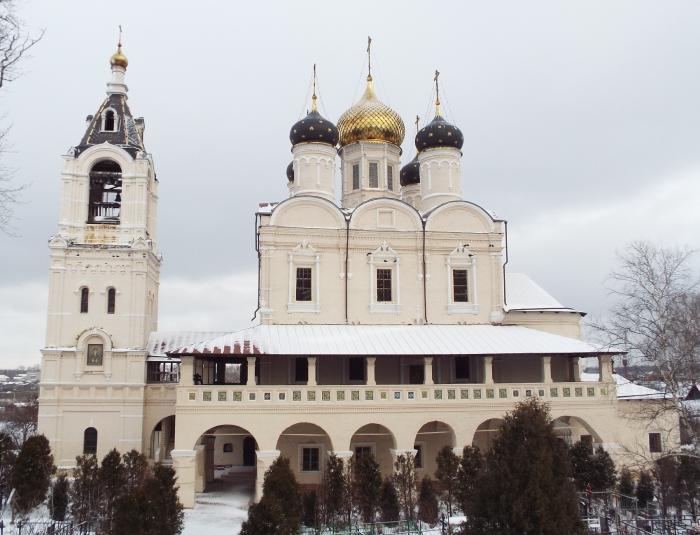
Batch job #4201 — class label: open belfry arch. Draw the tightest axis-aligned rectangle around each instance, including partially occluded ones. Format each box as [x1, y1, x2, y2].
[39, 36, 678, 509]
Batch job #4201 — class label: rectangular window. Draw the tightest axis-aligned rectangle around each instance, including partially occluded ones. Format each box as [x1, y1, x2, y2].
[302, 447, 320, 471]
[107, 288, 116, 314]
[352, 164, 360, 190]
[453, 269, 469, 302]
[223, 443, 233, 453]
[296, 267, 312, 302]
[80, 287, 89, 314]
[86, 344, 103, 366]
[414, 444, 423, 469]
[387, 165, 394, 191]
[376, 269, 392, 302]
[455, 356, 470, 380]
[355, 446, 373, 459]
[147, 362, 180, 383]
[649, 433, 662, 453]
[349, 357, 365, 382]
[295, 357, 308, 383]
[369, 162, 379, 188]
[580, 434, 593, 452]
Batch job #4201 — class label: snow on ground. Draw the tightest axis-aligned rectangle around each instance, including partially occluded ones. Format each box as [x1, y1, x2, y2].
[183, 468, 253, 535]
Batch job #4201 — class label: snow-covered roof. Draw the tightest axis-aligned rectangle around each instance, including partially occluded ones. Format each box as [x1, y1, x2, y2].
[580, 372, 667, 400]
[166, 324, 617, 357]
[505, 273, 578, 313]
[147, 331, 230, 358]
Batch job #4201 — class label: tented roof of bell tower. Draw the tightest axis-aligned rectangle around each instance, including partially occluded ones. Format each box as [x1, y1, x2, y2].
[76, 93, 145, 158]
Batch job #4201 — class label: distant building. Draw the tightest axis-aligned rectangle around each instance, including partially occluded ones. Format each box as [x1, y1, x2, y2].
[38, 41, 679, 507]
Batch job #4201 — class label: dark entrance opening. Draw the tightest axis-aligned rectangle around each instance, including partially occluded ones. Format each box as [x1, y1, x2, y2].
[409, 364, 424, 384]
[243, 436, 256, 466]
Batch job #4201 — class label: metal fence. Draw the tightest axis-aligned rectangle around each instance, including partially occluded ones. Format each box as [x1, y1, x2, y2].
[298, 520, 443, 535]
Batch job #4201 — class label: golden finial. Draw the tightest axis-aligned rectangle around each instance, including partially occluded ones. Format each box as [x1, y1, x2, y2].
[311, 63, 318, 112]
[110, 25, 128, 69]
[366, 36, 373, 82]
[415, 115, 420, 135]
[433, 69, 442, 116]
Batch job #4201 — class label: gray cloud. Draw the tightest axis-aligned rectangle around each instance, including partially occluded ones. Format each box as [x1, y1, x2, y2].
[1, 0, 699, 366]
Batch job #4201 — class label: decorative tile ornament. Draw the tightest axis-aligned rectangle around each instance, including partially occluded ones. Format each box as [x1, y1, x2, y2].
[218, 391, 226, 401]
[408, 391, 415, 400]
[587, 387, 595, 397]
[421, 391, 428, 399]
[233, 391, 242, 402]
[322, 390, 330, 401]
[575, 387, 583, 397]
[394, 391, 401, 400]
[460, 389, 469, 399]
[249, 392, 256, 401]
[474, 389, 482, 399]
[434, 390, 443, 400]
[550, 388, 558, 397]
[365, 391, 374, 401]
[601, 387, 608, 396]
[188, 392, 196, 401]
[380, 391, 388, 400]
[499, 389, 507, 399]
[264, 392, 271, 401]
[293, 391, 301, 401]
[486, 389, 494, 399]
[307, 391, 316, 401]
[337, 391, 345, 401]
[513, 390, 519, 398]
[525, 389, 532, 397]
[279, 392, 286, 401]
[563, 388, 571, 397]
[538, 389, 545, 397]
[448, 389, 456, 400]
[352, 390, 360, 401]
[203, 391, 212, 402]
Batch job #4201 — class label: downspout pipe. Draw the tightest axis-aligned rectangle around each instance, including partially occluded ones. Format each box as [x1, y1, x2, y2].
[251, 212, 262, 321]
[501, 220, 509, 309]
[344, 216, 350, 323]
[422, 218, 428, 324]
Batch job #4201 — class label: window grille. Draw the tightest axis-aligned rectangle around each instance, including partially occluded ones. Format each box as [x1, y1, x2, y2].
[453, 269, 469, 302]
[352, 164, 360, 190]
[302, 447, 320, 471]
[84, 427, 97, 454]
[107, 287, 116, 314]
[80, 287, 89, 313]
[376, 269, 392, 302]
[369, 162, 379, 188]
[296, 267, 312, 301]
[387, 165, 394, 190]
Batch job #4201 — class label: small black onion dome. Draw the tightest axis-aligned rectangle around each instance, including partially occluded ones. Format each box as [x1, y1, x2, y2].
[415, 114, 464, 151]
[286, 161, 294, 182]
[400, 155, 420, 186]
[290, 109, 339, 147]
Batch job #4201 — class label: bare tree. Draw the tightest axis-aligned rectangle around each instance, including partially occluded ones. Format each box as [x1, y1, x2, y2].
[0, 0, 43, 232]
[594, 242, 700, 455]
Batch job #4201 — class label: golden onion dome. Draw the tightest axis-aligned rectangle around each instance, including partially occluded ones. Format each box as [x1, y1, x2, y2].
[337, 76, 405, 147]
[110, 43, 128, 69]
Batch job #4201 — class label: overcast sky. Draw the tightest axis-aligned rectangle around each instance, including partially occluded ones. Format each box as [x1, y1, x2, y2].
[1, 1, 700, 368]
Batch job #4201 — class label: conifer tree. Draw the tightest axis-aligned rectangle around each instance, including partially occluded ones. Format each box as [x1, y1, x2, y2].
[260, 456, 302, 534]
[353, 452, 382, 523]
[569, 440, 594, 491]
[0, 431, 15, 503]
[618, 466, 635, 497]
[379, 478, 400, 522]
[393, 453, 417, 521]
[654, 455, 679, 517]
[590, 446, 616, 492]
[240, 499, 283, 535]
[322, 453, 348, 527]
[49, 474, 69, 521]
[301, 489, 319, 529]
[98, 449, 125, 533]
[678, 456, 700, 520]
[636, 469, 655, 509]
[465, 398, 585, 535]
[144, 464, 184, 535]
[456, 445, 483, 516]
[435, 445, 460, 517]
[11, 434, 55, 517]
[417, 477, 439, 526]
[71, 454, 100, 525]
[122, 449, 149, 491]
[112, 484, 151, 535]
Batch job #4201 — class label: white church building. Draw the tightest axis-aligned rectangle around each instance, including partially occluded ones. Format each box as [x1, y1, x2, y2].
[37, 42, 676, 507]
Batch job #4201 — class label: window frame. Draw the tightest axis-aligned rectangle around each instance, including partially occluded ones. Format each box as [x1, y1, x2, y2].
[452, 269, 469, 303]
[414, 442, 425, 469]
[649, 432, 662, 453]
[295, 267, 312, 302]
[294, 357, 309, 384]
[299, 444, 322, 473]
[348, 357, 365, 383]
[80, 287, 89, 314]
[83, 427, 98, 455]
[368, 241, 401, 313]
[353, 443, 376, 459]
[376, 268, 393, 302]
[107, 287, 116, 314]
[387, 165, 394, 191]
[101, 108, 119, 132]
[368, 162, 379, 188]
[446, 245, 479, 314]
[86, 343, 104, 366]
[287, 242, 321, 313]
[352, 163, 360, 190]
[455, 356, 471, 382]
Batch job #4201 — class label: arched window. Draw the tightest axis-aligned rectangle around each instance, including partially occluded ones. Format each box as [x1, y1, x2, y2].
[103, 109, 116, 131]
[80, 287, 89, 313]
[83, 427, 97, 454]
[107, 287, 116, 314]
[88, 160, 122, 223]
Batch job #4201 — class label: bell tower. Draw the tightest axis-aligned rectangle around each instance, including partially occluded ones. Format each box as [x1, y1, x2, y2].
[38, 36, 161, 466]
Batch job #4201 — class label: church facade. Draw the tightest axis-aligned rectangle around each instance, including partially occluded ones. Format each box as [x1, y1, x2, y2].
[38, 43, 677, 507]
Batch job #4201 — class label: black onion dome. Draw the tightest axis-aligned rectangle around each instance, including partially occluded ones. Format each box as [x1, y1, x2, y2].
[290, 109, 339, 146]
[286, 161, 294, 182]
[415, 114, 464, 151]
[400, 155, 420, 186]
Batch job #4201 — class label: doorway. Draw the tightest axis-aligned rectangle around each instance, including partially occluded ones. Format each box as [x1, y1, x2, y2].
[243, 436, 256, 466]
